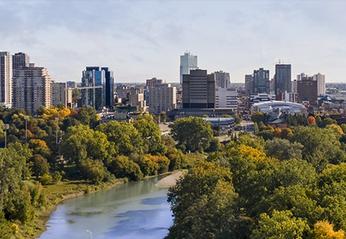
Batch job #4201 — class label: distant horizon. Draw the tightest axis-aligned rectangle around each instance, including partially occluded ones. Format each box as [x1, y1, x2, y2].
[1, 0, 346, 83]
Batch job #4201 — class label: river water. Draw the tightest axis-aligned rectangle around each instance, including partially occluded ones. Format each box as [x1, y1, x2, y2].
[39, 177, 173, 239]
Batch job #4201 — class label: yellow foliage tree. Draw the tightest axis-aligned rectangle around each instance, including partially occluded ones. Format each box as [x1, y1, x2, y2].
[238, 144, 267, 162]
[313, 221, 345, 239]
[326, 124, 344, 136]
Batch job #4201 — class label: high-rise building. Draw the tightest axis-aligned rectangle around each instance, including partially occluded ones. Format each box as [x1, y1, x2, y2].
[80, 67, 114, 110]
[274, 64, 291, 100]
[215, 87, 238, 111]
[102, 67, 114, 108]
[0, 52, 12, 107]
[182, 69, 215, 108]
[145, 77, 163, 105]
[253, 68, 270, 94]
[148, 82, 176, 114]
[51, 82, 67, 107]
[180, 52, 197, 84]
[13, 64, 51, 114]
[245, 74, 254, 95]
[214, 71, 230, 89]
[313, 73, 326, 96]
[12, 52, 29, 70]
[129, 88, 146, 112]
[297, 75, 318, 106]
[146, 77, 163, 88]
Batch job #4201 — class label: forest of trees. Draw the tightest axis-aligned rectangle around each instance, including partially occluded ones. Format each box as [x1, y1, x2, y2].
[0, 107, 201, 238]
[2, 105, 346, 239]
[167, 115, 346, 239]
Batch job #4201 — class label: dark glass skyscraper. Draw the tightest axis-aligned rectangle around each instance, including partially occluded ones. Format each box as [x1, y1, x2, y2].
[80, 67, 114, 110]
[253, 68, 270, 94]
[275, 64, 291, 100]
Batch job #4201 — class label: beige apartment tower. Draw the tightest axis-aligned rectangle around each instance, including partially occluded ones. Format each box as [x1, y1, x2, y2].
[13, 64, 52, 114]
[0, 52, 12, 107]
[51, 81, 67, 107]
[148, 83, 176, 114]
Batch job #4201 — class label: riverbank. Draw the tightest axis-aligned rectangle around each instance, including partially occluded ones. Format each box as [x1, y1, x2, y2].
[21, 178, 126, 239]
[155, 170, 186, 188]
[23, 171, 179, 239]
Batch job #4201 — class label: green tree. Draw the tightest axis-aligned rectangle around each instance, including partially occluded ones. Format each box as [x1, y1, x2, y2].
[167, 161, 238, 239]
[265, 138, 303, 160]
[79, 159, 108, 184]
[251, 210, 309, 239]
[97, 121, 143, 155]
[171, 117, 213, 152]
[62, 125, 115, 165]
[134, 114, 165, 154]
[30, 154, 50, 179]
[108, 155, 143, 181]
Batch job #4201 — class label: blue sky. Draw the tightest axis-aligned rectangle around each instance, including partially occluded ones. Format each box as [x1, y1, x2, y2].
[1, 0, 345, 83]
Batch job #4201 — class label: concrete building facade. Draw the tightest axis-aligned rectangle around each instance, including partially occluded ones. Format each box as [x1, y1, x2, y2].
[148, 83, 176, 114]
[215, 87, 238, 111]
[214, 71, 230, 88]
[51, 82, 67, 106]
[0, 52, 12, 107]
[182, 69, 215, 108]
[13, 65, 52, 114]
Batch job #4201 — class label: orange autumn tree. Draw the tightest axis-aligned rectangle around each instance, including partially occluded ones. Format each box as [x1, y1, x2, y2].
[307, 115, 316, 126]
[313, 221, 345, 239]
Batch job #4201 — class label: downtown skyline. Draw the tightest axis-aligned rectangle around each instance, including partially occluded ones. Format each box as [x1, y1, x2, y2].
[1, 0, 345, 83]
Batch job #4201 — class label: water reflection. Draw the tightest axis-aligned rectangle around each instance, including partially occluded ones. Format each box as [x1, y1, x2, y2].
[40, 177, 172, 239]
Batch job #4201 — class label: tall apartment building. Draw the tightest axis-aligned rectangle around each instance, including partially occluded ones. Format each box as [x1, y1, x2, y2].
[214, 71, 230, 88]
[313, 73, 326, 96]
[80, 66, 114, 110]
[253, 68, 270, 94]
[13, 64, 51, 114]
[297, 75, 318, 106]
[245, 74, 254, 95]
[146, 77, 163, 88]
[182, 69, 215, 108]
[12, 52, 29, 70]
[180, 52, 197, 84]
[274, 64, 291, 100]
[215, 87, 238, 111]
[129, 88, 146, 112]
[51, 82, 67, 106]
[0, 52, 12, 107]
[148, 82, 176, 114]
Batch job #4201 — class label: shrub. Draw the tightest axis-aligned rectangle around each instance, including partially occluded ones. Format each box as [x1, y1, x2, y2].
[108, 155, 143, 181]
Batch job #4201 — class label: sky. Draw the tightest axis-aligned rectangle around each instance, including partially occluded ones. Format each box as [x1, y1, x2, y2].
[1, 0, 346, 83]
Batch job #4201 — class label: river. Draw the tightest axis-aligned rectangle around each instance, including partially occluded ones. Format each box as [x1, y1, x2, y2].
[39, 177, 173, 239]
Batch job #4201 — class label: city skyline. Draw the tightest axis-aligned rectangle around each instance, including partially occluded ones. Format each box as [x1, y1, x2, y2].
[1, 0, 346, 83]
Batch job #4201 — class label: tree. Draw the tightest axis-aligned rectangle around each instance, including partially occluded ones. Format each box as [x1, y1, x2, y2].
[62, 125, 115, 165]
[290, 127, 342, 170]
[97, 121, 143, 155]
[265, 138, 303, 160]
[171, 117, 213, 152]
[134, 114, 165, 154]
[73, 107, 99, 127]
[313, 221, 345, 239]
[79, 159, 108, 184]
[167, 161, 237, 239]
[108, 155, 143, 181]
[251, 210, 309, 239]
[308, 115, 316, 125]
[30, 154, 49, 179]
